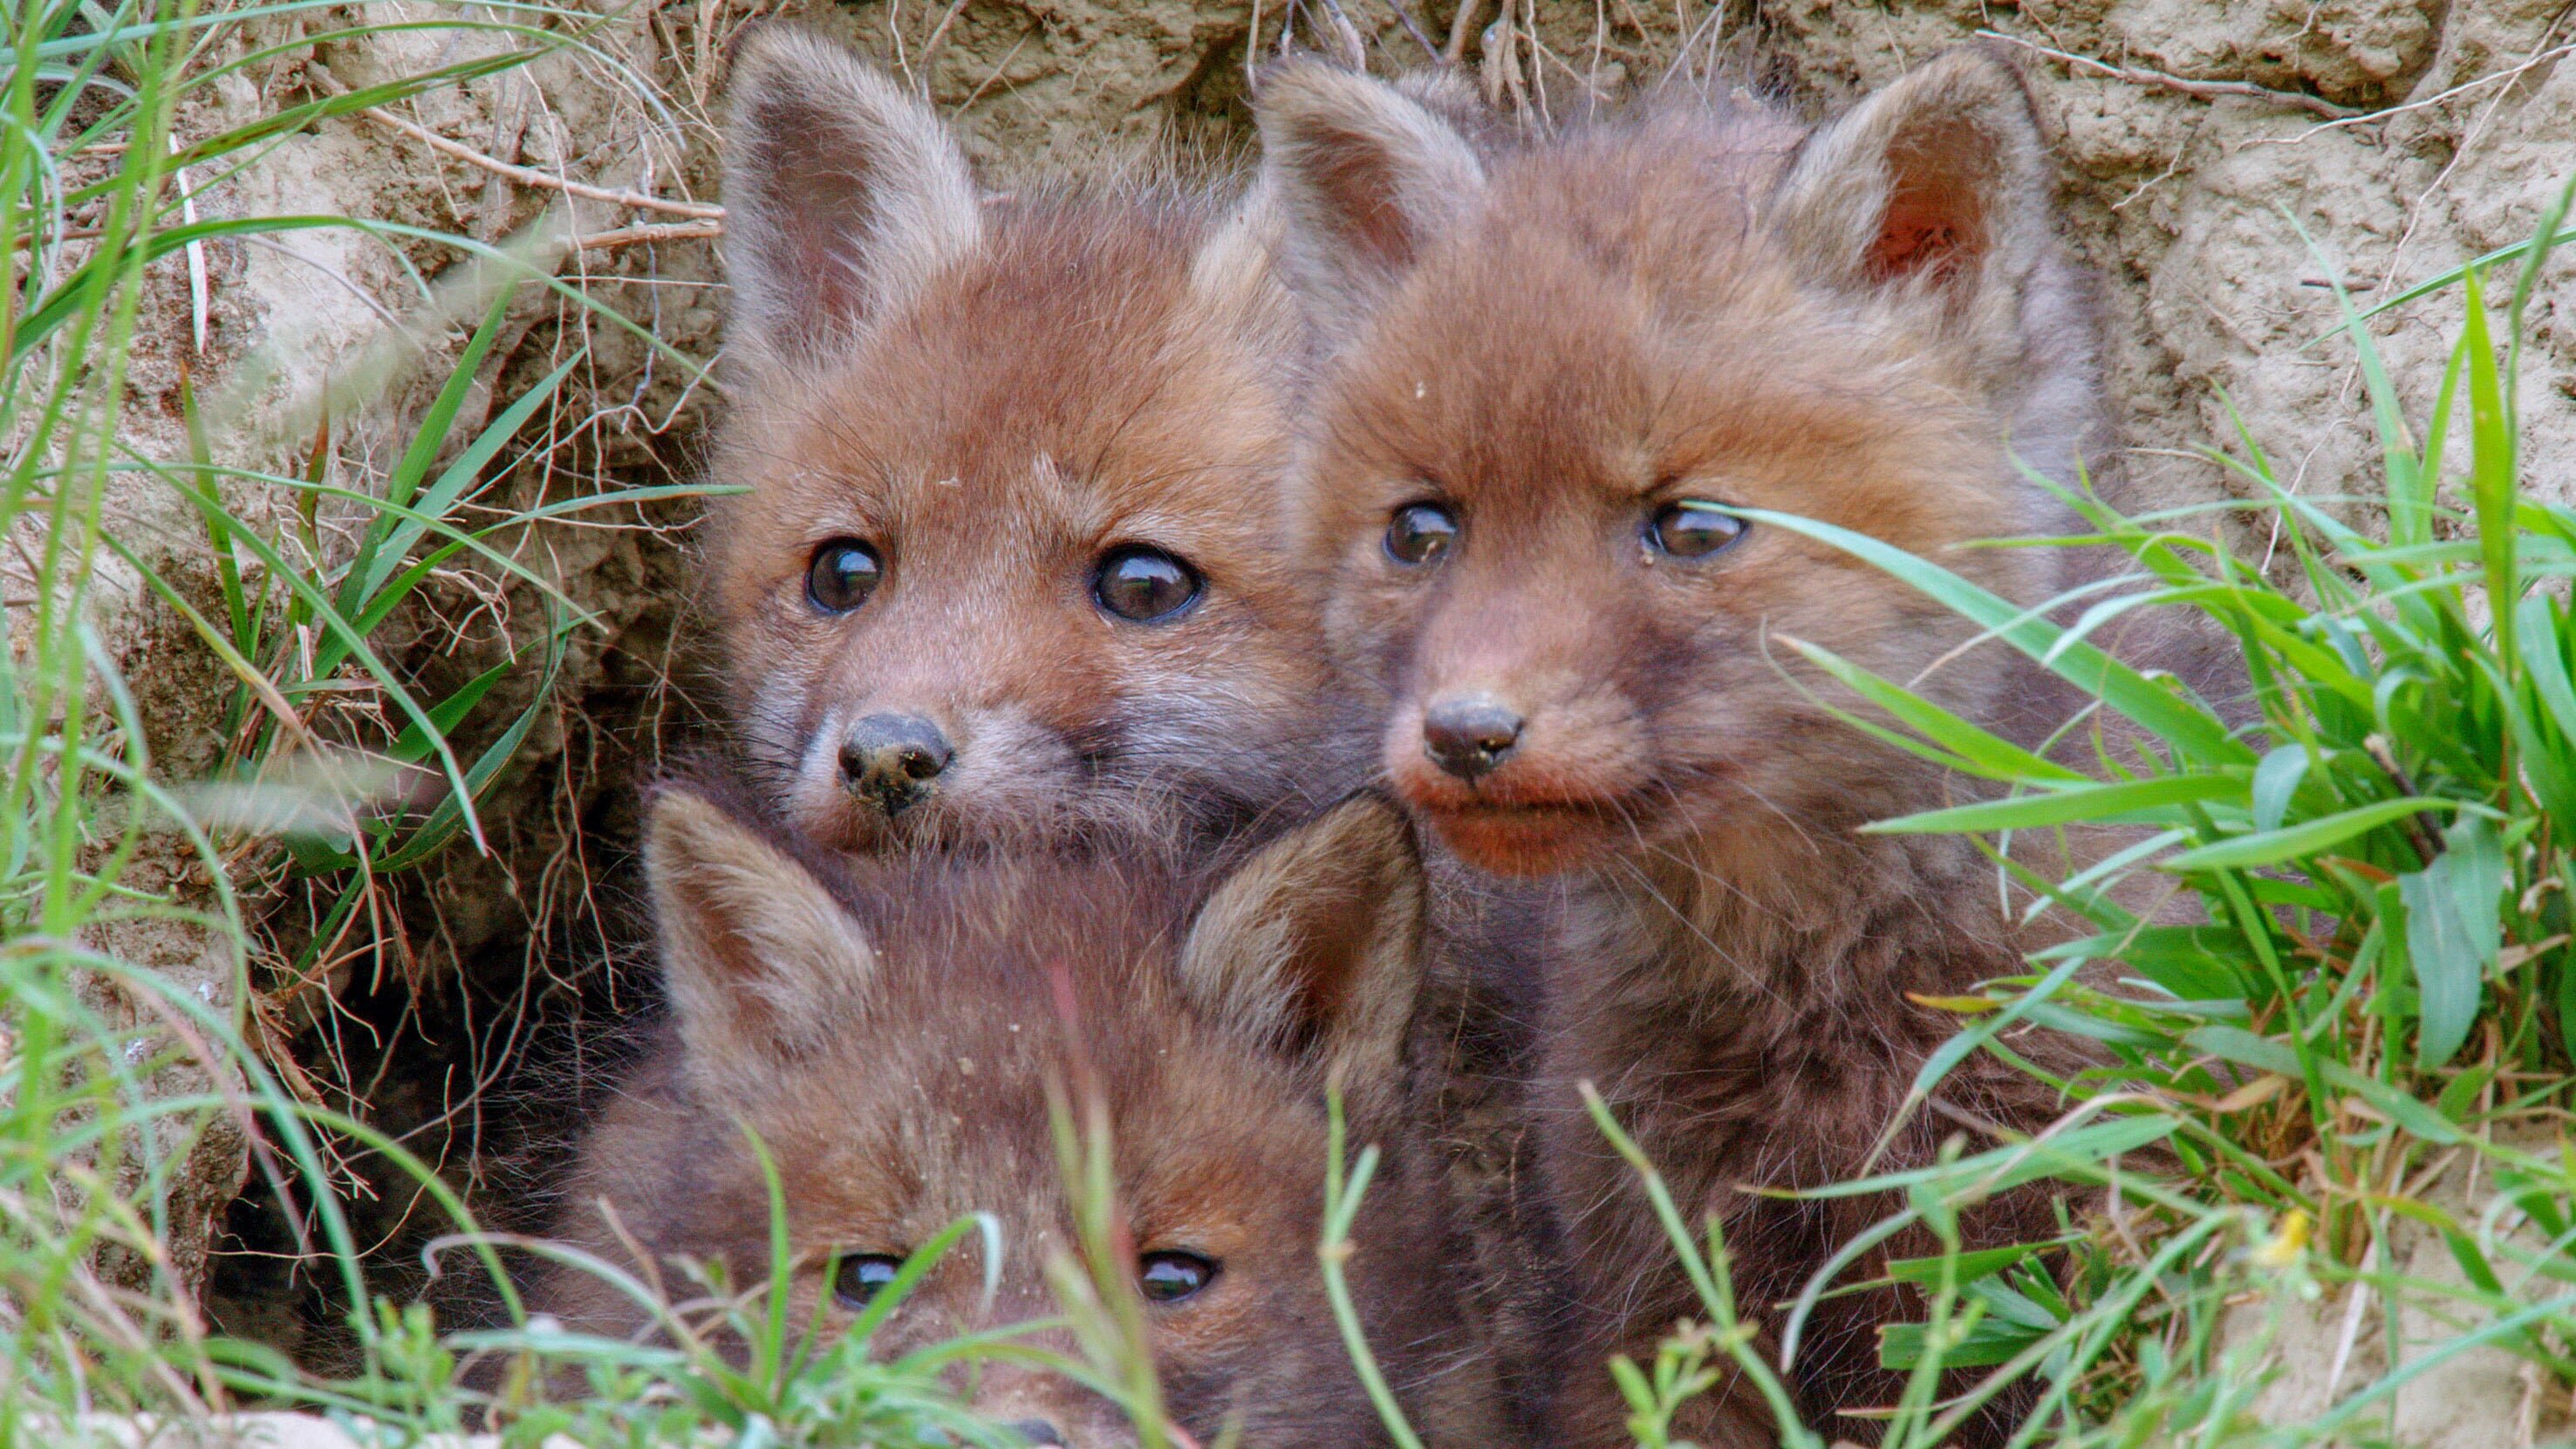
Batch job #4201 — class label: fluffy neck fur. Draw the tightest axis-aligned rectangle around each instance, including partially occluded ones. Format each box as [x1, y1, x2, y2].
[1534, 817, 2070, 1446]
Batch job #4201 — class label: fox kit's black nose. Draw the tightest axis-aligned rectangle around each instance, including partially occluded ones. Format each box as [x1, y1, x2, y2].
[1001, 1421, 1065, 1449]
[839, 713, 952, 816]
[1423, 696, 1523, 781]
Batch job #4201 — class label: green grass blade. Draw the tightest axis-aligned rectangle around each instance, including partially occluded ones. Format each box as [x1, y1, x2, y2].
[1866, 776, 2241, 836]
[1726, 507, 2251, 768]
[1777, 635, 2091, 785]
[2347, 226, 2576, 325]
[2161, 796, 2479, 872]
[350, 349, 581, 608]
[2460, 263, 2518, 672]
[332, 284, 516, 621]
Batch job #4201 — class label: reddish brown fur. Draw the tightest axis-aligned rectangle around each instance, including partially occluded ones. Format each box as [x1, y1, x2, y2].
[705, 193, 1343, 851]
[698, 39, 1570, 1439]
[707, 27, 1347, 855]
[536, 784, 1508, 1447]
[1261, 51, 2226, 1446]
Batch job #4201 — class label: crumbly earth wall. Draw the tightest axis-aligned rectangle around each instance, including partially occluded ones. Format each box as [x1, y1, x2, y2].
[91, 0, 2574, 1343]
[1760, 0, 2576, 531]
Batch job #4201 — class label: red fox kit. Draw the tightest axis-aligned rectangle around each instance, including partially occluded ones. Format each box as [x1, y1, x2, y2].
[707, 26, 1340, 854]
[706, 38, 1568, 1436]
[1256, 50, 2181, 1445]
[534, 783, 1509, 1446]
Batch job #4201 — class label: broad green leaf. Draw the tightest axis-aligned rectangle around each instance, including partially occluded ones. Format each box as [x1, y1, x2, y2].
[2406, 327, 2470, 550]
[1882, 1241, 2066, 1288]
[384, 658, 511, 766]
[2482, 654, 2576, 824]
[2251, 744, 2308, 832]
[2059, 925, 2251, 1002]
[1961, 1273, 2067, 1333]
[2398, 871, 2475, 1070]
[2511, 596, 2576, 823]
[1879, 1312, 2045, 1370]
[2518, 594, 2576, 716]
[2462, 264, 2518, 666]
[2401, 815, 2504, 1068]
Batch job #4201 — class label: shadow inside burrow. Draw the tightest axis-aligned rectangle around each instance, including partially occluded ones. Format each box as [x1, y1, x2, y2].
[198, 416, 723, 1380]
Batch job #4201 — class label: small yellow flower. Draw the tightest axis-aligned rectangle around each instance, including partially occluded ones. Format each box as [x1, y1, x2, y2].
[2253, 1208, 2312, 1269]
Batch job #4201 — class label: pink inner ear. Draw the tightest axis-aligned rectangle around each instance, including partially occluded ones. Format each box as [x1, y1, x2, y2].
[749, 108, 885, 329]
[1307, 127, 1418, 274]
[1866, 196, 1965, 284]
[787, 228, 871, 331]
[1863, 131, 1993, 288]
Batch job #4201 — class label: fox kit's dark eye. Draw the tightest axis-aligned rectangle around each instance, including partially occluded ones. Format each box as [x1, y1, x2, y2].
[807, 538, 884, 613]
[832, 1252, 904, 1309]
[1093, 545, 1202, 622]
[1384, 502, 1458, 565]
[1138, 1250, 1218, 1303]
[1647, 500, 1747, 559]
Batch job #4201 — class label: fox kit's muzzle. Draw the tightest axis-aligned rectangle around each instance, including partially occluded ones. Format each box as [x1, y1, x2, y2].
[1421, 694, 1524, 781]
[839, 711, 953, 817]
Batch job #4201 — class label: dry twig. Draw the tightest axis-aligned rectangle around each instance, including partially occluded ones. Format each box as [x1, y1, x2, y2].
[311, 65, 722, 220]
[1978, 31, 2364, 120]
[567, 219, 724, 251]
[353, 105, 723, 219]
[1444, 0, 1484, 65]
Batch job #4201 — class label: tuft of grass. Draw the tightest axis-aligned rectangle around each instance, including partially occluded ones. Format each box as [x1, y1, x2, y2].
[1715, 172, 2576, 1445]
[0, 0, 717, 1429]
[422, 1126, 1029, 1447]
[1579, 1083, 1826, 1449]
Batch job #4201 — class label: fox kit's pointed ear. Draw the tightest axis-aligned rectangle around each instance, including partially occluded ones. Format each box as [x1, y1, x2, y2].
[646, 789, 877, 1087]
[1255, 62, 1484, 338]
[721, 24, 982, 371]
[1188, 174, 1301, 352]
[1770, 44, 2055, 349]
[1178, 796, 1428, 1096]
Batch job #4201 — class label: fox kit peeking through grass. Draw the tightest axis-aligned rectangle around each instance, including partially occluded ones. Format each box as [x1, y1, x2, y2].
[708, 25, 1335, 854]
[532, 783, 1509, 1447]
[1259, 47, 2219, 1446]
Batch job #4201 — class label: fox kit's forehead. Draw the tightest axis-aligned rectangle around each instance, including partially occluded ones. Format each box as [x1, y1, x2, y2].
[722, 194, 1290, 535]
[744, 926, 1323, 1260]
[1317, 129, 2008, 553]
